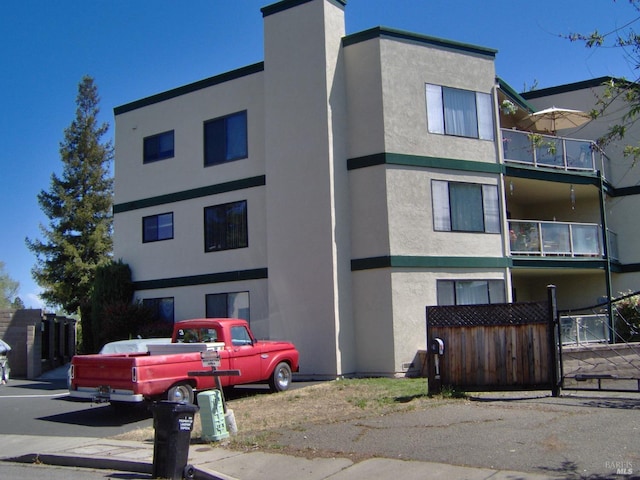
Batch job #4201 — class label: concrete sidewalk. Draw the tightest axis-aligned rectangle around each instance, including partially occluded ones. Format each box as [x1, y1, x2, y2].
[3, 433, 564, 480]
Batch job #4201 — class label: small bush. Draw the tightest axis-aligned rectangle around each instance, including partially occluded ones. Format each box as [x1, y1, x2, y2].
[613, 292, 640, 343]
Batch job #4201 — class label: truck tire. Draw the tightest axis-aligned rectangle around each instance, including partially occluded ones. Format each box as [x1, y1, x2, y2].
[167, 383, 194, 403]
[268, 362, 292, 392]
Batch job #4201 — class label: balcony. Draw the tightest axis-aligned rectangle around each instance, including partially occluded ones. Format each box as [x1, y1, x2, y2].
[509, 220, 606, 258]
[501, 129, 608, 176]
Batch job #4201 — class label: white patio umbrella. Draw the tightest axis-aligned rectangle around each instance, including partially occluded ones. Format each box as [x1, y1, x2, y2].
[0, 339, 10, 355]
[519, 106, 591, 133]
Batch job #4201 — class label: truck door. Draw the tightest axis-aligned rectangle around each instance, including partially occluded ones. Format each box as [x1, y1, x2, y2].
[228, 325, 262, 384]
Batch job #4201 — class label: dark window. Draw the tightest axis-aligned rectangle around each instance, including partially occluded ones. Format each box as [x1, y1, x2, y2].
[143, 213, 174, 242]
[142, 297, 175, 322]
[143, 130, 174, 163]
[206, 292, 250, 321]
[204, 111, 248, 166]
[204, 201, 248, 252]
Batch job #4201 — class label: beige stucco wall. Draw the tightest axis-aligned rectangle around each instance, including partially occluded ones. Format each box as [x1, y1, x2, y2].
[263, 0, 354, 377]
[386, 167, 503, 257]
[114, 186, 267, 282]
[114, 72, 265, 204]
[343, 38, 385, 158]
[379, 38, 497, 162]
[113, 0, 521, 378]
[347, 30, 503, 376]
[349, 165, 390, 259]
[512, 271, 605, 311]
[612, 272, 640, 297]
[605, 196, 640, 264]
[351, 269, 394, 374]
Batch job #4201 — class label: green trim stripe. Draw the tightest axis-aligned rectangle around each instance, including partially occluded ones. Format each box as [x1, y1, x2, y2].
[618, 263, 640, 273]
[114, 175, 266, 214]
[352, 255, 608, 271]
[352, 256, 511, 271]
[134, 268, 268, 291]
[609, 184, 640, 197]
[347, 153, 503, 174]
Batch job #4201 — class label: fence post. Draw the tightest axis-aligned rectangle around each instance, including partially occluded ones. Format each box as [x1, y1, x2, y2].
[547, 285, 561, 397]
[425, 307, 440, 395]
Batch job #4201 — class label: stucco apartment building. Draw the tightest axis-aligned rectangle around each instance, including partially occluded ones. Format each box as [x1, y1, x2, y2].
[113, 0, 639, 378]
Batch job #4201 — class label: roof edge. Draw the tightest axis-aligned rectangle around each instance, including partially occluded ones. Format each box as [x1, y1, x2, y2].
[114, 62, 265, 115]
[261, 0, 346, 18]
[343, 26, 497, 58]
[521, 76, 616, 100]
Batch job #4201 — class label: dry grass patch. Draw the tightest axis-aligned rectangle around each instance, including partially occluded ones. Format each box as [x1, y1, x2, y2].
[230, 378, 429, 434]
[113, 378, 462, 448]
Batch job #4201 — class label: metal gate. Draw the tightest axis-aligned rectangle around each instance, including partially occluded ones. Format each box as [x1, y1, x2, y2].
[425, 287, 560, 395]
[559, 291, 640, 393]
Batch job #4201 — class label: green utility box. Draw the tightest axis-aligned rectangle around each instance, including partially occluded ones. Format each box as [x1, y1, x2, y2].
[197, 390, 229, 442]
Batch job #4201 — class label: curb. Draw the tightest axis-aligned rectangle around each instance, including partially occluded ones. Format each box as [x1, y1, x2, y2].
[6, 453, 151, 474]
[5, 453, 230, 480]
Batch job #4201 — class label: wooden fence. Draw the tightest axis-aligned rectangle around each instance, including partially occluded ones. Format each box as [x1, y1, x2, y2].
[426, 294, 560, 394]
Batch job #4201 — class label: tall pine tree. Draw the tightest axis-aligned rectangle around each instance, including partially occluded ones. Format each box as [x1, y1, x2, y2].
[26, 76, 113, 353]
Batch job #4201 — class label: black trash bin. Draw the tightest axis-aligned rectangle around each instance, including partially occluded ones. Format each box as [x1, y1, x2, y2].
[151, 401, 200, 480]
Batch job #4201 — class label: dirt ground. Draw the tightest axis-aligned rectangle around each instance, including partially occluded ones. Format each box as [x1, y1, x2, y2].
[115, 378, 447, 452]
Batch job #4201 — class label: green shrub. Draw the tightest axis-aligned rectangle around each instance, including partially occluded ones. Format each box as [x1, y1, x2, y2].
[613, 292, 640, 343]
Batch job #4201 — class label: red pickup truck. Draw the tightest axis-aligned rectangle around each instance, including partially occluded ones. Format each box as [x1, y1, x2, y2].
[68, 318, 299, 406]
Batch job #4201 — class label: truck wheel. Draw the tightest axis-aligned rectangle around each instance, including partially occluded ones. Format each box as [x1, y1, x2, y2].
[269, 362, 292, 392]
[167, 383, 194, 403]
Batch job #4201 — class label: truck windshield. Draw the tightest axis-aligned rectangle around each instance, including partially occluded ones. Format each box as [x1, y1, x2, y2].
[175, 328, 218, 343]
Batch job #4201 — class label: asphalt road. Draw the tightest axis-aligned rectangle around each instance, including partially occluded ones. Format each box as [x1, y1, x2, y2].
[0, 376, 153, 438]
[0, 461, 153, 480]
[0, 372, 316, 438]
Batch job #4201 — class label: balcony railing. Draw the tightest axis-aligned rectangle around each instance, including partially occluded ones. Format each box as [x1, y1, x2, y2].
[501, 129, 607, 175]
[560, 314, 609, 345]
[509, 220, 603, 257]
[608, 230, 619, 262]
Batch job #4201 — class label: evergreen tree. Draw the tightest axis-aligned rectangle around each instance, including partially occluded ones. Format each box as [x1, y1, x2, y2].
[91, 260, 134, 347]
[26, 75, 113, 353]
[0, 261, 20, 309]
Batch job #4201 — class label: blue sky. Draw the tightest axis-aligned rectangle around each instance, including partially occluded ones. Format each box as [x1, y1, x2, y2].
[0, 0, 635, 310]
